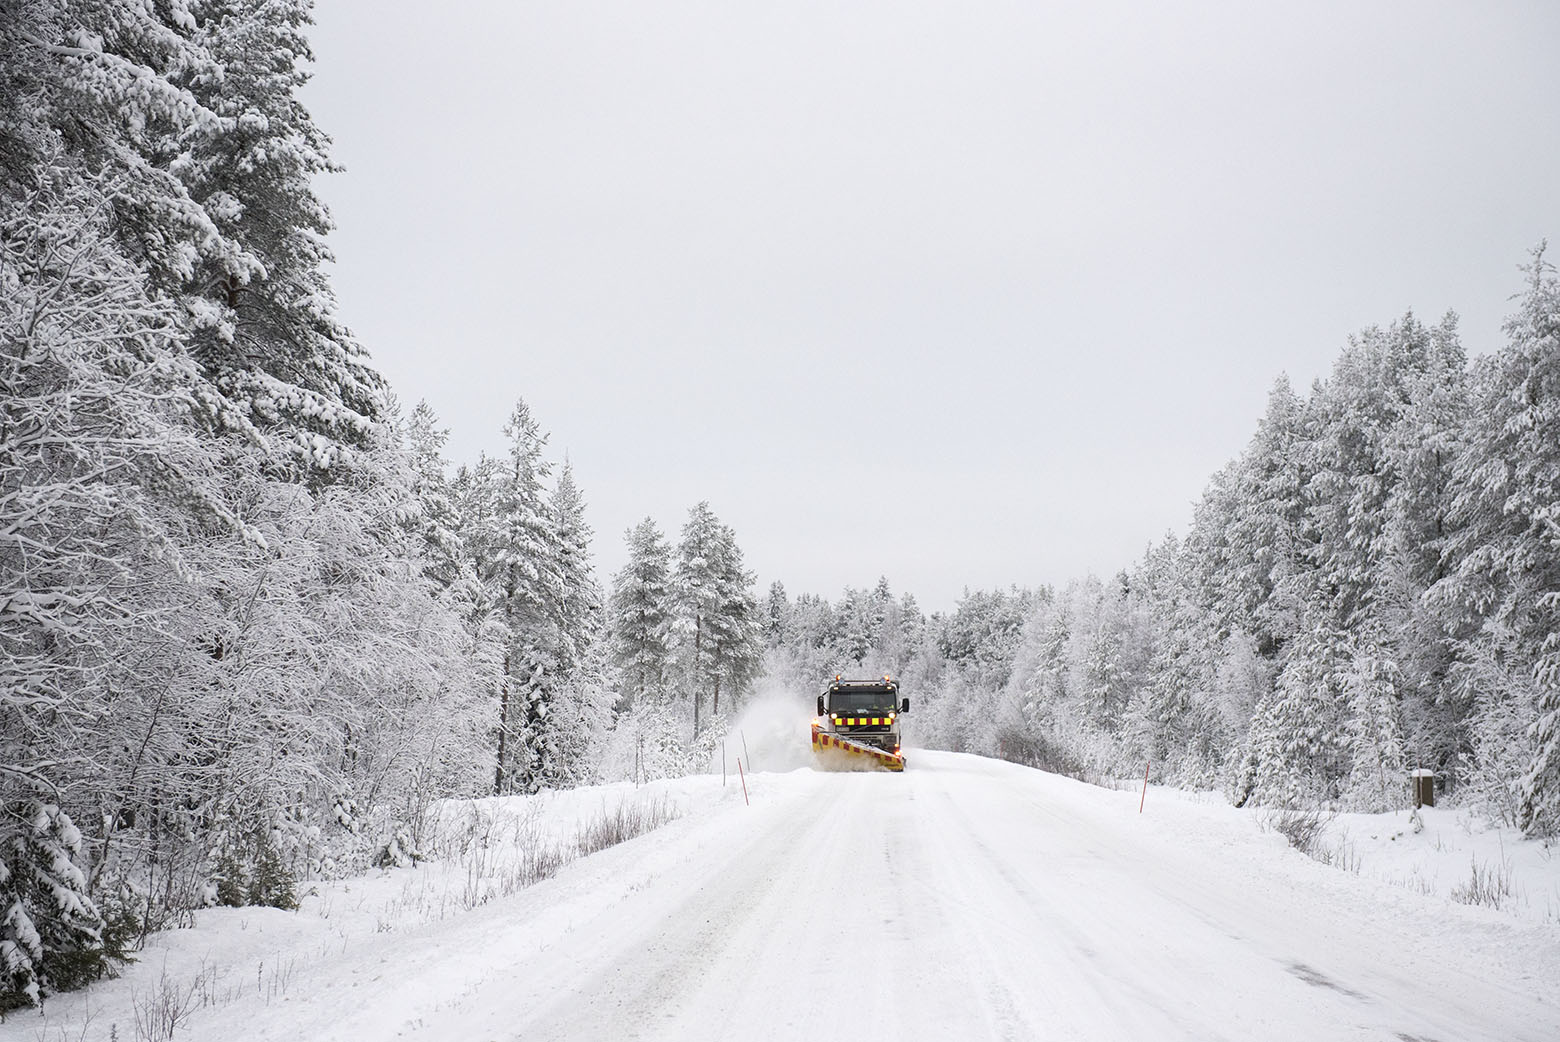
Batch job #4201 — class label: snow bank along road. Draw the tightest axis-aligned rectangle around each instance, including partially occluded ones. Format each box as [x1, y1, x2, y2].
[401, 753, 1556, 1042]
[11, 752, 1557, 1042]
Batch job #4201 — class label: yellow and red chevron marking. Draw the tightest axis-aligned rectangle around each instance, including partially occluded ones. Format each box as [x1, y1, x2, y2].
[811, 725, 905, 772]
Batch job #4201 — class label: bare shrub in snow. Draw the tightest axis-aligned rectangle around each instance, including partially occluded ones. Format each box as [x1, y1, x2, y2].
[1314, 831, 1361, 875]
[1450, 856, 1516, 910]
[130, 964, 208, 1042]
[574, 795, 679, 857]
[1260, 804, 1331, 859]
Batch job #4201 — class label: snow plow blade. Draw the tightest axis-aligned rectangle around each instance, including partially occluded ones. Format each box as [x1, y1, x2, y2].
[811, 725, 905, 772]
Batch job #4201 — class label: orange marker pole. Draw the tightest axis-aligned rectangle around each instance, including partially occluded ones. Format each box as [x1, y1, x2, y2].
[1140, 760, 1151, 813]
[738, 758, 750, 806]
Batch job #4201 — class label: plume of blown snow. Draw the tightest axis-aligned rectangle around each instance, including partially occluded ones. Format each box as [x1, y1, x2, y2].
[709, 681, 817, 774]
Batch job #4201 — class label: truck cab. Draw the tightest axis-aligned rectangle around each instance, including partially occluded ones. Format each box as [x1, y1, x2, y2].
[815, 676, 910, 755]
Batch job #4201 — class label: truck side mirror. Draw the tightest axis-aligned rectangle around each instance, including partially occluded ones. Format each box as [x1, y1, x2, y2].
[816, 695, 825, 715]
[900, 698, 910, 712]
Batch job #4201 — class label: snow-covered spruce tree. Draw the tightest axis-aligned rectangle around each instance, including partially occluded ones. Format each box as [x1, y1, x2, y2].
[4, 0, 222, 277]
[705, 532, 763, 718]
[1187, 628, 1270, 802]
[672, 502, 726, 738]
[1123, 536, 1225, 785]
[838, 586, 875, 665]
[458, 443, 605, 791]
[0, 803, 106, 1011]
[1246, 620, 1352, 806]
[1342, 636, 1409, 812]
[8, 0, 382, 476]
[608, 518, 674, 711]
[539, 462, 607, 788]
[175, 0, 384, 474]
[1381, 316, 1472, 778]
[671, 503, 762, 736]
[765, 581, 789, 646]
[1303, 327, 1404, 635]
[467, 401, 564, 794]
[763, 590, 842, 692]
[403, 400, 475, 598]
[869, 584, 922, 677]
[938, 588, 1031, 692]
[1216, 378, 1311, 659]
[1444, 630, 1543, 827]
[1429, 248, 1560, 834]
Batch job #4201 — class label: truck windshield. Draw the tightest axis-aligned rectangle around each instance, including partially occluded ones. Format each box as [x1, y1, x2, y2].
[829, 691, 896, 714]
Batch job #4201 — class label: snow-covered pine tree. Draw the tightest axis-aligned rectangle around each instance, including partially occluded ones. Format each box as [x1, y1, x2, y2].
[1379, 315, 1472, 781]
[939, 588, 1031, 691]
[540, 461, 607, 788]
[1382, 314, 1469, 594]
[1181, 459, 1240, 636]
[1123, 535, 1221, 783]
[869, 577, 894, 648]
[0, 802, 107, 1010]
[550, 462, 600, 680]
[1220, 378, 1310, 658]
[403, 400, 472, 596]
[1303, 325, 1411, 636]
[1209, 629, 1274, 781]
[671, 503, 762, 734]
[608, 519, 674, 711]
[840, 587, 874, 665]
[8, 0, 383, 475]
[1342, 635, 1408, 812]
[704, 528, 763, 718]
[673, 503, 726, 737]
[897, 593, 925, 660]
[173, 0, 387, 474]
[1247, 620, 1352, 805]
[1429, 248, 1560, 833]
[480, 400, 564, 794]
[868, 582, 915, 675]
[765, 580, 789, 647]
[4, 0, 223, 283]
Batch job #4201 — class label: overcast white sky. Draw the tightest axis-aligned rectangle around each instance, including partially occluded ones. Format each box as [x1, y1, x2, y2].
[304, 0, 1559, 613]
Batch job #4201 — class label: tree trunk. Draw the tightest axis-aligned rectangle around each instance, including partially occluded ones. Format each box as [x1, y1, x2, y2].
[692, 614, 703, 736]
[495, 650, 511, 794]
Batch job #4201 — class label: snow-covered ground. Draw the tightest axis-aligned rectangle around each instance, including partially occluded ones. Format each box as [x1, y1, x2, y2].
[5, 747, 1558, 1042]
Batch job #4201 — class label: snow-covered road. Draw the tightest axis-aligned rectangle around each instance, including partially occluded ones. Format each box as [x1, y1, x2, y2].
[9, 751, 1558, 1042]
[404, 752, 1557, 1042]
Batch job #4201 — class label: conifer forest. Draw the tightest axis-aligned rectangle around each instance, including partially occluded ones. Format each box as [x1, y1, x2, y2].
[3, 0, 1559, 1014]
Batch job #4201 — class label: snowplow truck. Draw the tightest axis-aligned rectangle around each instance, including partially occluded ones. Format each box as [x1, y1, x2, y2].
[811, 676, 909, 771]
